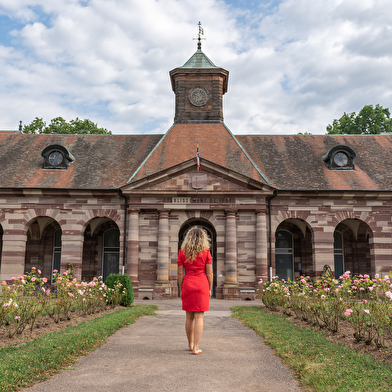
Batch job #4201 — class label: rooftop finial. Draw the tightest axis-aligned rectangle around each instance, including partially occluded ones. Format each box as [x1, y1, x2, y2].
[194, 21, 205, 50]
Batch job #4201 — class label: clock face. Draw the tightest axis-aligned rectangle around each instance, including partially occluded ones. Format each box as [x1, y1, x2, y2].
[333, 152, 348, 167]
[189, 87, 209, 106]
[49, 151, 63, 166]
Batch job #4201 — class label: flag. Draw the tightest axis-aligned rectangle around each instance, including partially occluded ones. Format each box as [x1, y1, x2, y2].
[197, 143, 200, 170]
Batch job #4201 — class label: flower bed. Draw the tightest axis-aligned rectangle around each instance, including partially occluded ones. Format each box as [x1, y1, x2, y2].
[1, 268, 128, 343]
[259, 271, 392, 348]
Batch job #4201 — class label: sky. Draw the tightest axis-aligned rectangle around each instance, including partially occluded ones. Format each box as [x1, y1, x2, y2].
[0, 0, 392, 135]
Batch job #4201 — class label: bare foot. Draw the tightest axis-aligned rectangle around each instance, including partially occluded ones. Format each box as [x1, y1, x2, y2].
[192, 348, 203, 355]
[189, 345, 193, 351]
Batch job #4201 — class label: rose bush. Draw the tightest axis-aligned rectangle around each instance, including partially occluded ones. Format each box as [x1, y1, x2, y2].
[259, 270, 392, 346]
[1, 268, 130, 339]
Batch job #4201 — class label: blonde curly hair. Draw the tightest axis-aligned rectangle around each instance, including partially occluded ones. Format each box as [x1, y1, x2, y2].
[181, 226, 210, 263]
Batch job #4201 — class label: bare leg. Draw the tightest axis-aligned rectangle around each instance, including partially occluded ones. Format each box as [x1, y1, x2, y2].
[192, 312, 204, 354]
[185, 311, 195, 350]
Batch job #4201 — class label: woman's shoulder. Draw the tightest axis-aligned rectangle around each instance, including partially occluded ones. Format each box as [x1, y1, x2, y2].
[177, 249, 186, 264]
[202, 249, 212, 263]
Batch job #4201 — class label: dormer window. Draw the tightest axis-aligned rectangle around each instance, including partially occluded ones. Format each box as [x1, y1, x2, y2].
[323, 145, 356, 170]
[42, 145, 75, 169]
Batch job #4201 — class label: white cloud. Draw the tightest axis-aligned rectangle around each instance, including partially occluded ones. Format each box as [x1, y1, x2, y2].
[0, 0, 392, 134]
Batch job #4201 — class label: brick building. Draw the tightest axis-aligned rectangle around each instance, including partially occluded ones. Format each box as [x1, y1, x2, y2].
[1, 42, 392, 300]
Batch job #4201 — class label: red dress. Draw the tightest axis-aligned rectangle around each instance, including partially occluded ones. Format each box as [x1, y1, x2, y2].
[177, 249, 212, 312]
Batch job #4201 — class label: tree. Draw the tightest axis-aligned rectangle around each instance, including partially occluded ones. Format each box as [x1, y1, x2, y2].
[23, 117, 112, 134]
[326, 104, 392, 134]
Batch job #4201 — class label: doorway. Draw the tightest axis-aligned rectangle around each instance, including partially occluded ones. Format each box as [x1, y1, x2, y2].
[178, 219, 217, 297]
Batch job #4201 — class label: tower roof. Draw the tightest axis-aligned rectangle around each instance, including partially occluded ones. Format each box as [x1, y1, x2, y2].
[180, 48, 218, 69]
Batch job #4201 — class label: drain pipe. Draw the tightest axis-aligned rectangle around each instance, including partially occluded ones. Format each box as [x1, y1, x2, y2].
[267, 189, 278, 282]
[118, 189, 128, 275]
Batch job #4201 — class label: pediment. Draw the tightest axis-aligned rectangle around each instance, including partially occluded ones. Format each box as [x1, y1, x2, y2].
[121, 159, 272, 194]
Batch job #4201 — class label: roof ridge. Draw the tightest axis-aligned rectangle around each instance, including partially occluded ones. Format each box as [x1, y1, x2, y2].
[126, 125, 174, 183]
[223, 124, 271, 185]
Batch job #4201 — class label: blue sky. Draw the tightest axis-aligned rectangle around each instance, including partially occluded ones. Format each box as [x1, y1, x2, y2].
[0, 0, 391, 135]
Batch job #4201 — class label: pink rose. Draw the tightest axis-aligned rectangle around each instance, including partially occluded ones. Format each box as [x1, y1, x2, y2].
[344, 309, 353, 317]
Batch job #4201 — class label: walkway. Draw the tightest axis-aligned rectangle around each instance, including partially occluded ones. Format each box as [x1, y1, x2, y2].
[24, 299, 304, 392]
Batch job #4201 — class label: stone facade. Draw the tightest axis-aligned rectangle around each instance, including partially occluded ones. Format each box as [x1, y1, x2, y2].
[0, 189, 124, 283]
[1, 44, 392, 300]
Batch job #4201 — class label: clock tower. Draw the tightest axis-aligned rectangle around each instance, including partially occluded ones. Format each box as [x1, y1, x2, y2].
[170, 35, 229, 123]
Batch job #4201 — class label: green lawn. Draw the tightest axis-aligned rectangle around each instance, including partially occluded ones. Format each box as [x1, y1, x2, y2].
[231, 306, 392, 392]
[0, 305, 157, 392]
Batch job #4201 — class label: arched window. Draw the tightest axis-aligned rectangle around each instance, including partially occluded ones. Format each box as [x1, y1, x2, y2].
[275, 230, 293, 281]
[52, 229, 62, 283]
[103, 228, 120, 282]
[334, 231, 344, 278]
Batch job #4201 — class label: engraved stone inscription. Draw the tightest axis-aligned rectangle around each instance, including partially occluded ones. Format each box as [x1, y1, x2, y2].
[190, 174, 207, 189]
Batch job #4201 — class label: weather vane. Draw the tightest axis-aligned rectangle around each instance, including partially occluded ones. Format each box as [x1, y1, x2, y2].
[193, 21, 205, 50]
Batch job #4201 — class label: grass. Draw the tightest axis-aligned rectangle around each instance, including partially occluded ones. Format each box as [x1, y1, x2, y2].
[0, 305, 157, 392]
[231, 306, 392, 392]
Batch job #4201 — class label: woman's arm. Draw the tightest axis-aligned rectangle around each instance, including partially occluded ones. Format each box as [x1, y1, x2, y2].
[206, 264, 213, 298]
[177, 265, 184, 293]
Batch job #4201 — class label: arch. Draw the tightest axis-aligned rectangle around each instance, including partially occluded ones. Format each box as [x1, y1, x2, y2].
[275, 219, 314, 280]
[24, 217, 61, 281]
[178, 218, 217, 297]
[82, 218, 120, 282]
[80, 210, 122, 231]
[15, 209, 63, 236]
[273, 210, 313, 235]
[334, 218, 373, 276]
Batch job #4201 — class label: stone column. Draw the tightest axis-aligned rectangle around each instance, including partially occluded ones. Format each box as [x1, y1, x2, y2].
[127, 209, 140, 285]
[224, 210, 239, 287]
[61, 234, 84, 281]
[156, 210, 170, 285]
[0, 234, 27, 281]
[256, 209, 268, 283]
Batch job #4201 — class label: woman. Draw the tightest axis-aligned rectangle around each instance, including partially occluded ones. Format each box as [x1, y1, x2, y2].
[177, 226, 213, 355]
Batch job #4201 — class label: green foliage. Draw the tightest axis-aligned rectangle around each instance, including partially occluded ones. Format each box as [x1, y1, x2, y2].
[23, 117, 111, 134]
[259, 279, 289, 312]
[104, 274, 134, 306]
[326, 104, 392, 134]
[0, 306, 157, 391]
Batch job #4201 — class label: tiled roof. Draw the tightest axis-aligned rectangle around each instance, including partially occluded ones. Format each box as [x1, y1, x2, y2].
[0, 134, 161, 189]
[128, 123, 268, 184]
[237, 134, 392, 191]
[1, 132, 392, 191]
